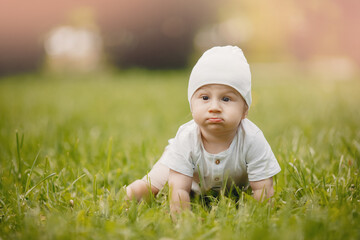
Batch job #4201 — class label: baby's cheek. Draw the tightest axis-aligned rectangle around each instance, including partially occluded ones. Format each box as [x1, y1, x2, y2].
[191, 112, 196, 119]
[192, 112, 202, 124]
[192, 112, 199, 121]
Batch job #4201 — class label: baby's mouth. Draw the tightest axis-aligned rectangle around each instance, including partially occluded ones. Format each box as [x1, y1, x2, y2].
[207, 118, 223, 123]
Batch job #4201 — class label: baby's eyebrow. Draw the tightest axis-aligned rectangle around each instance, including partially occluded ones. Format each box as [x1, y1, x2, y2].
[223, 91, 238, 96]
[196, 89, 208, 94]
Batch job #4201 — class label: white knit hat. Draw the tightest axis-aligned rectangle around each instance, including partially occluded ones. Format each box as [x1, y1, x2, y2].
[188, 46, 252, 109]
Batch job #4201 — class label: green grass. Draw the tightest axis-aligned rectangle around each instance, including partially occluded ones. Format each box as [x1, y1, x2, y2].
[0, 68, 359, 239]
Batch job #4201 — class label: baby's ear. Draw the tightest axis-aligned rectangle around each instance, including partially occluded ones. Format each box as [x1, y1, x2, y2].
[242, 106, 249, 119]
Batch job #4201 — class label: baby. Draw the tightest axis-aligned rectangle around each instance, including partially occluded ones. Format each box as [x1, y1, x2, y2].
[125, 46, 281, 214]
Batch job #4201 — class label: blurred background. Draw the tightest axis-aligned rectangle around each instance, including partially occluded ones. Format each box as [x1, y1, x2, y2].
[0, 0, 359, 78]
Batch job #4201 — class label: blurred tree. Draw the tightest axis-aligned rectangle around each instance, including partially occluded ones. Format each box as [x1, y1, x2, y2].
[0, 0, 217, 75]
[98, 0, 217, 69]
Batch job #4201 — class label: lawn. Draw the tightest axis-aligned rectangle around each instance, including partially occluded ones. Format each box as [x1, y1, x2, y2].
[0, 68, 359, 239]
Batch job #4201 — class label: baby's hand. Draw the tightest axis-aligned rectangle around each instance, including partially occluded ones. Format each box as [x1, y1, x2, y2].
[249, 177, 274, 202]
[168, 169, 192, 219]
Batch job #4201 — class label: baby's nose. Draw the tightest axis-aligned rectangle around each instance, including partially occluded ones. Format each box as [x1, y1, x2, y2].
[209, 100, 221, 112]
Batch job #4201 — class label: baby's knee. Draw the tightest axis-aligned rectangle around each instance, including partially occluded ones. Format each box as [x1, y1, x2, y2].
[126, 180, 145, 196]
[126, 179, 158, 201]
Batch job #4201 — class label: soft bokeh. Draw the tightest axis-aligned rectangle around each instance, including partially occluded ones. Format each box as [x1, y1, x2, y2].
[0, 0, 359, 78]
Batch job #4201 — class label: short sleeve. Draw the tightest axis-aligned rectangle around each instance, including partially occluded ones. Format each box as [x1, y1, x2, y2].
[159, 123, 195, 177]
[245, 131, 281, 182]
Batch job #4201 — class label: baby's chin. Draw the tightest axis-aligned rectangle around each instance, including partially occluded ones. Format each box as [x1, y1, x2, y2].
[200, 123, 236, 133]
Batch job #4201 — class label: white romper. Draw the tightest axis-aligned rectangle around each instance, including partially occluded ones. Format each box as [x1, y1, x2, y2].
[142, 119, 281, 193]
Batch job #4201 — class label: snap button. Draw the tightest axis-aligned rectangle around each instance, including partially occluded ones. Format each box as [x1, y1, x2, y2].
[215, 159, 220, 165]
[214, 177, 220, 181]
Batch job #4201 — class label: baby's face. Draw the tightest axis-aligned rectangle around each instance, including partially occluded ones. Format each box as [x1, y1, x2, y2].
[191, 84, 248, 135]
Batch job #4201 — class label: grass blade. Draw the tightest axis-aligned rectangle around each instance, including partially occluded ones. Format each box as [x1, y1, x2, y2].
[93, 174, 97, 203]
[60, 174, 86, 193]
[105, 137, 113, 189]
[24, 173, 57, 197]
[15, 130, 23, 179]
[25, 150, 41, 193]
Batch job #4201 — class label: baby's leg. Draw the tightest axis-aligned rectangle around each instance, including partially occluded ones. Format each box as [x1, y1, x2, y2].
[126, 180, 159, 201]
[126, 162, 169, 201]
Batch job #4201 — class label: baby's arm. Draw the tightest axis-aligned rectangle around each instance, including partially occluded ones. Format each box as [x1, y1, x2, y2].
[249, 177, 274, 202]
[168, 169, 192, 217]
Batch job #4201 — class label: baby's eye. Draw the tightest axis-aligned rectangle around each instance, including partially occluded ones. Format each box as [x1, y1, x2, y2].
[202, 96, 209, 100]
[222, 97, 230, 102]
